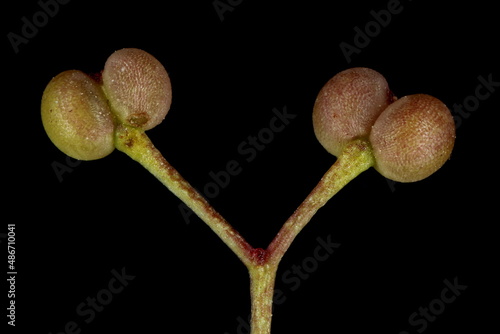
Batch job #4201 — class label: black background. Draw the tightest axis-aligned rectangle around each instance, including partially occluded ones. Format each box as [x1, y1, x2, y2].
[4, 0, 498, 333]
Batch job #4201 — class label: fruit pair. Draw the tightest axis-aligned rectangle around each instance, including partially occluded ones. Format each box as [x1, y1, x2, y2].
[42, 52, 455, 183]
[313, 68, 455, 182]
[41, 48, 172, 160]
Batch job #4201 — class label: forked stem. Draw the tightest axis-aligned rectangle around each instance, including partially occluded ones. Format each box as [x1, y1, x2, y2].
[249, 140, 375, 334]
[114, 124, 375, 334]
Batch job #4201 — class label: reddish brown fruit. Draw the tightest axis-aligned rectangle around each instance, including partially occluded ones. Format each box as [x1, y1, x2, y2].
[102, 48, 172, 130]
[313, 67, 395, 157]
[369, 94, 456, 182]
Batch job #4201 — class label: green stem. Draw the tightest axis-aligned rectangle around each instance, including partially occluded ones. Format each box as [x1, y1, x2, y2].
[114, 124, 255, 268]
[249, 264, 278, 334]
[114, 124, 374, 334]
[246, 140, 374, 334]
[266, 139, 375, 267]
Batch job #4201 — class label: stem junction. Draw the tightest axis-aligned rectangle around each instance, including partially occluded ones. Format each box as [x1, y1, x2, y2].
[114, 124, 375, 334]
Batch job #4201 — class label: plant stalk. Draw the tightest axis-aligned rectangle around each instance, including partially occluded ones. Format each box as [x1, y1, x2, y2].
[267, 139, 375, 267]
[249, 264, 278, 334]
[115, 125, 375, 333]
[114, 124, 255, 268]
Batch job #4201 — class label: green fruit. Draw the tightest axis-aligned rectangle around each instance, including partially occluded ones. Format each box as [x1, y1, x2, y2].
[41, 70, 116, 161]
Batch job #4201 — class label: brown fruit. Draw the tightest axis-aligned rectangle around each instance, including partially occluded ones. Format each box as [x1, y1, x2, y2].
[102, 48, 172, 130]
[313, 67, 395, 157]
[369, 94, 456, 182]
[41, 70, 115, 161]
